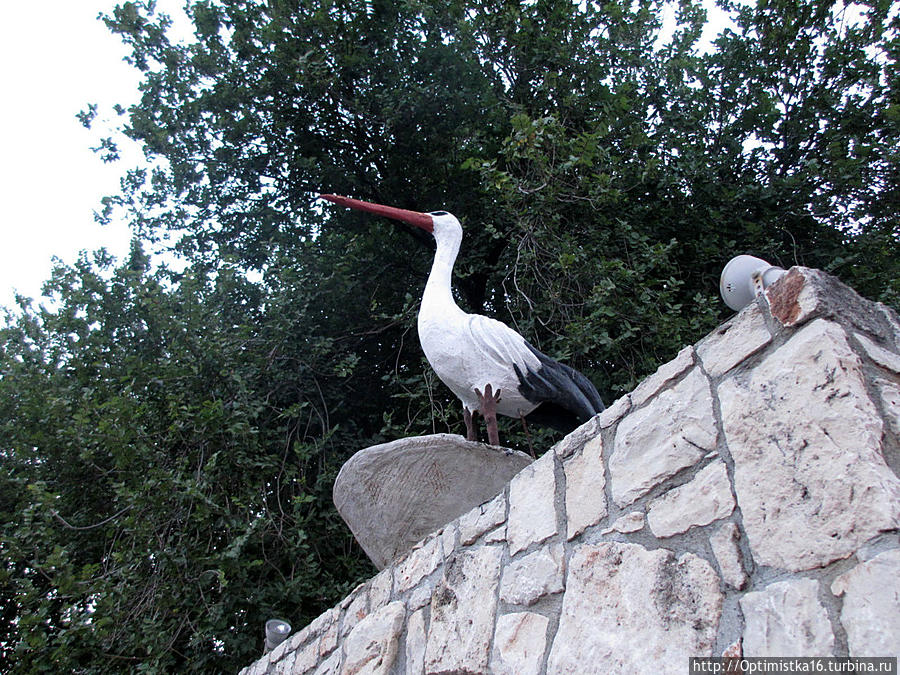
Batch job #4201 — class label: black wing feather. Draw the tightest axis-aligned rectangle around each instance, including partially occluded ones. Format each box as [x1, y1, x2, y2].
[513, 342, 605, 433]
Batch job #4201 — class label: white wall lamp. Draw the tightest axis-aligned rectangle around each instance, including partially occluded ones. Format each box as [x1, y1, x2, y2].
[720, 255, 787, 312]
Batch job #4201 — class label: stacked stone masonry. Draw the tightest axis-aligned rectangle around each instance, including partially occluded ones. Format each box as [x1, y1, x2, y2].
[240, 267, 900, 675]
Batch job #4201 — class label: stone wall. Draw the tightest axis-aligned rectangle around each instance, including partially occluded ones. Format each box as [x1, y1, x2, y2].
[240, 267, 900, 675]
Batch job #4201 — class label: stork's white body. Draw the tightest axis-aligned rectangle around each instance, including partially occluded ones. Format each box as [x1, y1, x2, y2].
[417, 218, 541, 416]
[417, 213, 550, 418]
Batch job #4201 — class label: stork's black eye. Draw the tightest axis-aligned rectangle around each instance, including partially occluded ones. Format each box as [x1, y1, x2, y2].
[430, 211, 448, 216]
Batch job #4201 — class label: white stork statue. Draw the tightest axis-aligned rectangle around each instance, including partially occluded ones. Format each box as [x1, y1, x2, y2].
[320, 194, 605, 447]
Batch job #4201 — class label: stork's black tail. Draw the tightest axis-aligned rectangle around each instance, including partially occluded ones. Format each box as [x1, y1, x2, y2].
[513, 343, 605, 433]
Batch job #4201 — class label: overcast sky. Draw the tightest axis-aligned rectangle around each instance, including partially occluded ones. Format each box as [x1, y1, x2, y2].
[0, 1, 186, 310]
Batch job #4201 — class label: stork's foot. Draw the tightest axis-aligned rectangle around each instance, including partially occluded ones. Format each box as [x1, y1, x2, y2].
[475, 384, 502, 447]
[463, 407, 477, 442]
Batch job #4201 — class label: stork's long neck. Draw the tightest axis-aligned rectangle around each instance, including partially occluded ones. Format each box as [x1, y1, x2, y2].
[421, 227, 463, 318]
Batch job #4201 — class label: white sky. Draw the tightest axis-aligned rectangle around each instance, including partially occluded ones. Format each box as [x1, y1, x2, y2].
[0, 0, 186, 310]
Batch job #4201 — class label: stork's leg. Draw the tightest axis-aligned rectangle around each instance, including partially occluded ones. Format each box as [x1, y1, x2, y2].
[463, 407, 478, 442]
[475, 384, 502, 447]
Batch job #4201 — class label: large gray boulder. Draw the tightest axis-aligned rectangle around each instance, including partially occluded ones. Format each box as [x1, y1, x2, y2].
[333, 434, 532, 569]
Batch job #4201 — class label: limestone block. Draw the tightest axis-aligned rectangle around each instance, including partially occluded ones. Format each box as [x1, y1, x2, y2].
[740, 579, 834, 656]
[553, 414, 601, 459]
[610, 368, 717, 507]
[395, 535, 442, 594]
[631, 345, 695, 407]
[292, 638, 321, 675]
[439, 522, 457, 558]
[766, 267, 897, 337]
[831, 549, 900, 658]
[600, 511, 645, 535]
[484, 524, 506, 543]
[340, 588, 369, 638]
[274, 651, 295, 675]
[507, 453, 558, 555]
[764, 267, 827, 327]
[546, 542, 723, 673]
[564, 434, 608, 539]
[499, 543, 565, 606]
[407, 582, 434, 612]
[405, 608, 427, 675]
[598, 394, 632, 428]
[880, 303, 900, 344]
[646, 460, 735, 538]
[697, 304, 771, 377]
[709, 522, 747, 590]
[490, 612, 549, 675]
[458, 492, 506, 546]
[856, 332, 900, 373]
[874, 378, 900, 436]
[424, 546, 503, 674]
[368, 569, 392, 613]
[333, 434, 531, 569]
[341, 601, 405, 675]
[314, 650, 341, 675]
[720, 319, 900, 571]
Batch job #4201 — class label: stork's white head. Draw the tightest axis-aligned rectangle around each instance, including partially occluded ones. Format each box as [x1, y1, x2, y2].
[425, 210, 463, 248]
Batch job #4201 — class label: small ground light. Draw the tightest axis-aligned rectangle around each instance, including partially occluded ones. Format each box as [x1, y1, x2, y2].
[265, 618, 291, 653]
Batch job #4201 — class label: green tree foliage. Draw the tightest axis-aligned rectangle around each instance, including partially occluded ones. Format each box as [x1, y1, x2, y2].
[2, 0, 897, 670]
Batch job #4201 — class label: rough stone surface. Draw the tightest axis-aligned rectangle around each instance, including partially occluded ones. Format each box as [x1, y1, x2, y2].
[490, 612, 549, 675]
[291, 638, 320, 675]
[439, 522, 457, 558]
[405, 608, 427, 675]
[406, 582, 434, 612]
[423, 546, 503, 674]
[709, 522, 748, 590]
[340, 601, 405, 675]
[856, 332, 900, 373]
[610, 367, 717, 506]
[546, 542, 723, 673]
[458, 492, 506, 546]
[765, 267, 820, 327]
[831, 549, 900, 658]
[274, 651, 294, 674]
[766, 267, 897, 338]
[600, 511, 645, 535]
[552, 414, 601, 459]
[507, 453, 558, 554]
[646, 460, 735, 538]
[368, 570, 392, 613]
[598, 394, 632, 428]
[394, 535, 442, 594]
[874, 378, 900, 437]
[631, 345, 694, 407]
[697, 304, 772, 377]
[340, 588, 369, 638]
[564, 434, 607, 539]
[720, 319, 900, 571]
[333, 434, 531, 569]
[741, 579, 834, 656]
[484, 524, 506, 543]
[499, 543, 565, 606]
[313, 650, 340, 675]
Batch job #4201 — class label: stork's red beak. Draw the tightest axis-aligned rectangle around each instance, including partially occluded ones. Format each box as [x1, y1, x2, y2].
[319, 194, 434, 233]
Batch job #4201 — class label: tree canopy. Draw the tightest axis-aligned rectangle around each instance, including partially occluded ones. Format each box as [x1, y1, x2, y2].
[2, 0, 898, 671]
